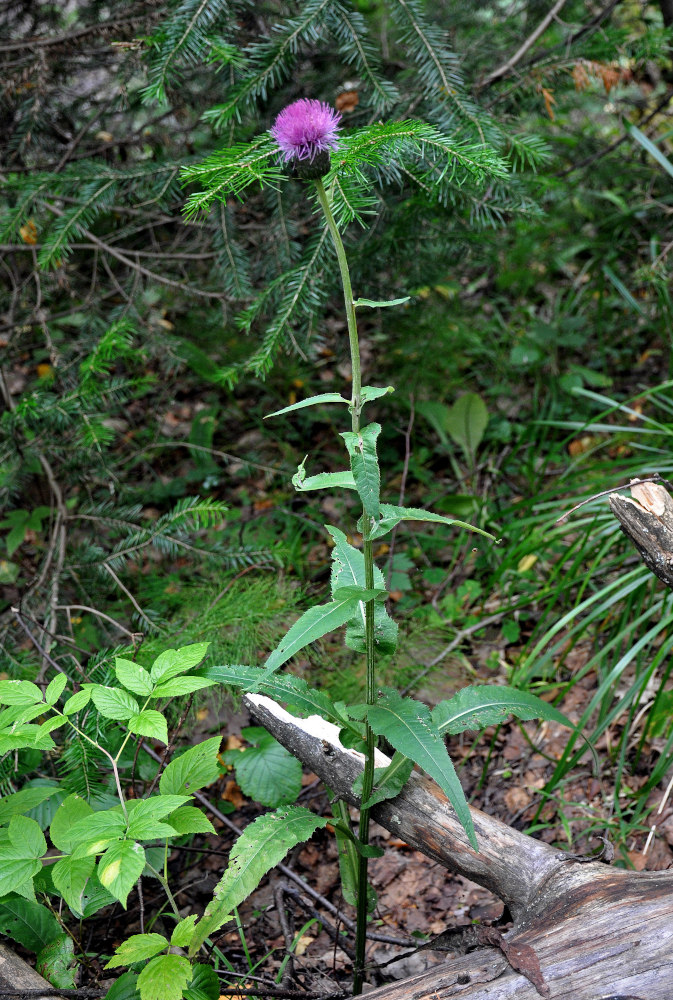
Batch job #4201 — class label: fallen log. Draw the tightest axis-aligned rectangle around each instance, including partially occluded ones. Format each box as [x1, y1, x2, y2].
[245, 694, 673, 1000]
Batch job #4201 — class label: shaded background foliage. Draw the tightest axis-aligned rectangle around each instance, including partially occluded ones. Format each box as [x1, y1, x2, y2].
[1, 0, 673, 848]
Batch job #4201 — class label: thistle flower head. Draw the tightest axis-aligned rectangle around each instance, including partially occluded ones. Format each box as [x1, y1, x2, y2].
[271, 99, 341, 165]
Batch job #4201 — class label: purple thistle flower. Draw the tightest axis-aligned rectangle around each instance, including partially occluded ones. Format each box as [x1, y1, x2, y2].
[271, 99, 341, 168]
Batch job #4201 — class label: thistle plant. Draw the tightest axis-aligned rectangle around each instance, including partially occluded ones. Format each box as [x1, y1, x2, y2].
[183, 100, 578, 994]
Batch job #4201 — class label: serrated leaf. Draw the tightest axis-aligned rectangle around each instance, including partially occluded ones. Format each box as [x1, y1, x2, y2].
[137, 954, 192, 1000]
[184, 964, 219, 1000]
[360, 689, 477, 849]
[9, 815, 47, 857]
[150, 677, 216, 698]
[37, 716, 67, 736]
[0, 894, 62, 952]
[443, 393, 488, 461]
[105, 933, 169, 969]
[125, 796, 189, 840]
[354, 296, 410, 308]
[68, 809, 126, 854]
[360, 385, 394, 404]
[189, 806, 329, 955]
[262, 598, 360, 676]
[353, 751, 415, 809]
[52, 854, 95, 916]
[0, 855, 42, 897]
[150, 643, 210, 683]
[341, 422, 381, 519]
[159, 736, 221, 796]
[164, 806, 215, 836]
[36, 932, 77, 988]
[50, 794, 94, 852]
[0, 680, 43, 706]
[292, 459, 356, 492]
[0, 786, 60, 826]
[265, 392, 346, 418]
[91, 686, 139, 721]
[98, 841, 146, 908]
[62, 688, 91, 714]
[127, 710, 168, 744]
[228, 732, 302, 808]
[327, 526, 398, 656]
[115, 659, 154, 697]
[367, 503, 495, 542]
[171, 915, 198, 948]
[431, 685, 578, 736]
[198, 667, 340, 725]
[45, 674, 68, 706]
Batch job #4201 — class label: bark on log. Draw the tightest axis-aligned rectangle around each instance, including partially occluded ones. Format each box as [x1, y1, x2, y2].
[609, 479, 673, 589]
[245, 694, 673, 1000]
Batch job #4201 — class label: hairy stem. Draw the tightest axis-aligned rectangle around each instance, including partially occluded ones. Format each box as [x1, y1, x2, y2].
[314, 175, 376, 995]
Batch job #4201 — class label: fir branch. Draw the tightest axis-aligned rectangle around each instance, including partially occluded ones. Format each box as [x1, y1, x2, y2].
[325, 3, 400, 113]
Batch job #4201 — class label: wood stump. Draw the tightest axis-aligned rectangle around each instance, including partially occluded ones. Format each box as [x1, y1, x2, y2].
[245, 695, 673, 1000]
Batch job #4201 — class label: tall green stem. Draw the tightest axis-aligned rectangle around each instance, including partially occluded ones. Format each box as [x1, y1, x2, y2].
[314, 177, 376, 995]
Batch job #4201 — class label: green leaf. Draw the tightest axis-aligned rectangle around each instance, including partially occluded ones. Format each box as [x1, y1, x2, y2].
[341, 422, 381, 519]
[126, 796, 190, 839]
[105, 933, 169, 969]
[358, 689, 477, 849]
[0, 786, 60, 826]
[137, 955, 192, 1000]
[262, 598, 360, 676]
[116, 659, 154, 697]
[0, 895, 62, 952]
[626, 122, 673, 180]
[52, 854, 95, 916]
[443, 393, 488, 461]
[327, 526, 398, 656]
[159, 736, 222, 796]
[150, 676, 217, 698]
[360, 385, 395, 404]
[367, 503, 495, 542]
[164, 807, 215, 836]
[198, 666, 341, 725]
[104, 972, 140, 1000]
[225, 728, 302, 808]
[45, 674, 68, 706]
[189, 806, 329, 955]
[62, 688, 91, 714]
[9, 815, 47, 857]
[150, 643, 210, 683]
[354, 296, 410, 308]
[431, 685, 578, 736]
[265, 392, 347, 418]
[292, 459, 356, 492]
[184, 964, 219, 1000]
[0, 680, 43, 706]
[50, 794, 94, 852]
[98, 840, 146, 908]
[36, 933, 77, 989]
[171, 915, 198, 948]
[332, 585, 387, 602]
[0, 855, 42, 898]
[353, 751, 415, 809]
[127, 710, 168, 744]
[68, 809, 126, 855]
[91, 686, 140, 721]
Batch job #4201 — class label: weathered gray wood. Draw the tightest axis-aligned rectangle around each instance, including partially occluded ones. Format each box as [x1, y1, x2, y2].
[245, 693, 673, 1000]
[609, 479, 673, 589]
[0, 942, 65, 999]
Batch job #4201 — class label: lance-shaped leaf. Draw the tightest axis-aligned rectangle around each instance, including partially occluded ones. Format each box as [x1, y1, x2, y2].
[431, 685, 578, 736]
[361, 385, 394, 404]
[265, 393, 347, 418]
[262, 597, 361, 676]
[353, 689, 476, 849]
[292, 457, 356, 492]
[327, 526, 398, 656]
[341, 423, 381, 519]
[364, 503, 496, 542]
[352, 751, 415, 810]
[354, 296, 410, 309]
[198, 666, 341, 726]
[188, 806, 329, 955]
